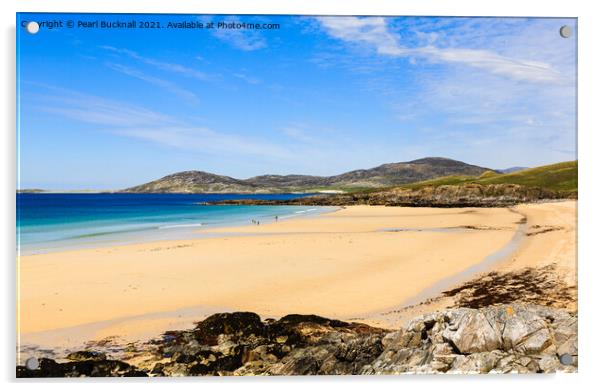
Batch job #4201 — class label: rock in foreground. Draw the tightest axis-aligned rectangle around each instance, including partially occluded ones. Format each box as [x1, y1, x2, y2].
[16, 357, 147, 377]
[17, 303, 577, 377]
[364, 303, 577, 374]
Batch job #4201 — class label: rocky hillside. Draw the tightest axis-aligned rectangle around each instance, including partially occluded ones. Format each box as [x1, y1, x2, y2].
[17, 303, 577, 377]
[122, 157, 493, 193]
[208, 162, 577, 207]
[209, 183, 573, 208]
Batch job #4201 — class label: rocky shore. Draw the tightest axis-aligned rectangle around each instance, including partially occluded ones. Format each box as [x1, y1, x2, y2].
[17, 302, 577, 377]
[204, 184, 575, 208]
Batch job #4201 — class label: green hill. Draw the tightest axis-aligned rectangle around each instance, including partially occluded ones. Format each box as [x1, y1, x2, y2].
[403, 161, 577, 195]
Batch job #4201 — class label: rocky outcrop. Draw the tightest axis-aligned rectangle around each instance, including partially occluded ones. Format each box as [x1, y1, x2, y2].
[208, 184, 571, 208]
[363, 303, 577, 374]
[17, 303, 577, 377]
[152, 313, 387, 376]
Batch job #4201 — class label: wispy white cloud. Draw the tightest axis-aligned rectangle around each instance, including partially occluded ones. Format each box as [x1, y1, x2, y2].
[316, 17, 402, 56]
[105, 63, 200, 104]
[206, 16, 267, 51]
[280, 125, 316, 143]
[28, 84, 415, 175]
[316, 16, 566, 84]
[413, 46, 562, 83]
[29, 84, 178, 127]
[312, 16, 576, 168]
[116, 127, 291, 159]
[233, 72, 261, 85]
[389, 67, 576, 166]
[100, 45, 214, 81]
[28, 85, 292, 160]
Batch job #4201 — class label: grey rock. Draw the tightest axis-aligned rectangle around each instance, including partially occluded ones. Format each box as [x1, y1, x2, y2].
[554, 317, 578, 357]
[442, 310, 502, 353]
[501, 308, 552, 354]
[538, 355, 561, 373]
[491, 353, 540, 373]
[362, 303, 576, 375]
[449, 350, 505, 374]
[17, 303, 577, 377]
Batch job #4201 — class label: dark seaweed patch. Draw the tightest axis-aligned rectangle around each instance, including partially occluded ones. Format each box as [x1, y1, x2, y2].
[442, 264, 576, 310]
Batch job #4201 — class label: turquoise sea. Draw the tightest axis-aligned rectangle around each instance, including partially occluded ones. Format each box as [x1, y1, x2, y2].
[17, 193, 331, 254]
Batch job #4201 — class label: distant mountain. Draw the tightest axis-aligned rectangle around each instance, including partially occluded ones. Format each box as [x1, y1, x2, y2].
[16, 188, 45, 193]
[123, 171, 259, 194]
[498, 167, 529, 174]
[122, 157, 494, 194]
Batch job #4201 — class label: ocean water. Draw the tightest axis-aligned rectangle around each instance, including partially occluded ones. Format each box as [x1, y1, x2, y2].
[17, 193, 330, 254]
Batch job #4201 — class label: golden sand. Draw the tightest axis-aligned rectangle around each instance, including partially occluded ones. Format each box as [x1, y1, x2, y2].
[17, 202, 576, 351]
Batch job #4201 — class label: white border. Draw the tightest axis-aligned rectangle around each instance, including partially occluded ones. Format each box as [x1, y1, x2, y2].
[2, 1, 601, 390]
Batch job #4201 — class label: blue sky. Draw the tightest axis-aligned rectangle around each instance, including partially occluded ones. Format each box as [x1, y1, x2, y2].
[17, 14, 577, 190]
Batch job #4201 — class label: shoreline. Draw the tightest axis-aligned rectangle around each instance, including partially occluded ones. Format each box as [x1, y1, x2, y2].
[18, 204, 338, 256]
[356, 208, 528, 321]
[18, 201, 576, 363]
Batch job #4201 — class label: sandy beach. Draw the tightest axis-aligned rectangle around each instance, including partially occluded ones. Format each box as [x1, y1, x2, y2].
[17, 201, 576, 358]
